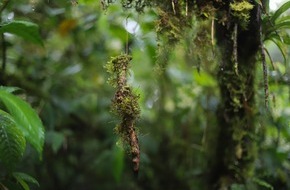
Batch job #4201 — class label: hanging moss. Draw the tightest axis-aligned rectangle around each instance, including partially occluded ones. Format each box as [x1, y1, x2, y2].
[106, 55, 141, 174]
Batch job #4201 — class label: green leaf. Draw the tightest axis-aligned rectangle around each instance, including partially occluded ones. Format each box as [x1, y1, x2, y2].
[16, 179, 29, 190]
[265, 21, 290, 35]
[0, 86, 21, 94]
[0, 90, 45, 157]
[0, 20, 43, 45]
[0, 110, 26, 170]
[266, 33, 290, 45]
[271, 1, 290, 23]
[13, 172, 40, 187]
[252, 178, 273, 190]
[269, 38, 287, 64]
[276, 15, 290, 23]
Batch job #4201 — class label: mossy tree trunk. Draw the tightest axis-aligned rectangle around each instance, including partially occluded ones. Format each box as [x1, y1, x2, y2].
[207, 2, 261, 189]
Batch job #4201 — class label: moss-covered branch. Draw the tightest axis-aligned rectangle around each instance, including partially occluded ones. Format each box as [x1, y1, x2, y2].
[106, 54, 141, 174]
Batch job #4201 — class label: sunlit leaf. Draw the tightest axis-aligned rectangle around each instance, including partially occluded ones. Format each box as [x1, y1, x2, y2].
[0, 20, 43, 45]
[0, 110, 26, 170]
[271, 1, 290, 23]
[0, 90, 45, 157]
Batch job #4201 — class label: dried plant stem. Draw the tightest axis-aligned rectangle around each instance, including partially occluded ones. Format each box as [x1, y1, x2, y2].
[232, 23, 238, 75]
[259, 5, 269, 108]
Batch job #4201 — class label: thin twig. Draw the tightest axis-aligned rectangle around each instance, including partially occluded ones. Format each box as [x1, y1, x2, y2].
[211, 18, 215, 57]
[232, 23, 238, 75]
[261, 44, 269, 108]
[259, 5, 269, 109]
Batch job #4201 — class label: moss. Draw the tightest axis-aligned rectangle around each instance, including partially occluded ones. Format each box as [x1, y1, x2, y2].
[230, 1, 254, 29]
[106, 54, 141, 174]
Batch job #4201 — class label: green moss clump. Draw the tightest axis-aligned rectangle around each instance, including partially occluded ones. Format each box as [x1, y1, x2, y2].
[230, 1, 254, 29]
[106, 54, 141, 174]
[112, 86, 140, 118]
[105, 54, 132, 87]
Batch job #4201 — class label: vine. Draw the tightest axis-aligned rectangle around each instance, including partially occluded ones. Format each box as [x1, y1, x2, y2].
[106, 54, 141, 174]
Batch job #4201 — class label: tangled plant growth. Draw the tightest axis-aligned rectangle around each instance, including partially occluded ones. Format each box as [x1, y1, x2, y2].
[106, 55, 141, 174]
[103, 0, 290, 188]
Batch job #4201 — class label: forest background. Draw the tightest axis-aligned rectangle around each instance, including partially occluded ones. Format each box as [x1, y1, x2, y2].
[0, 0, 290, 190]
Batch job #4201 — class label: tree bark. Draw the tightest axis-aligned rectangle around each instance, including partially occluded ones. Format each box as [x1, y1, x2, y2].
[207, 2, 261, 189]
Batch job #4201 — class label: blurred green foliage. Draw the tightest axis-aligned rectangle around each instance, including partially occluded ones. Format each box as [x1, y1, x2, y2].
[0, 0, 289, 190]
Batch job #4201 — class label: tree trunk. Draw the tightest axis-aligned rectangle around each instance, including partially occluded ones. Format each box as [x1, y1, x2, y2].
[207, 2, 261, 189]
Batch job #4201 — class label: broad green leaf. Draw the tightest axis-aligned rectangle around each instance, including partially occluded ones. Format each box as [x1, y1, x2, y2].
[0, 20, 43, 45]
[0, 110, 26, 170]
[13, 172, 39, 187]
[271, 1, 290, 23]
[0, 90, 45, 157]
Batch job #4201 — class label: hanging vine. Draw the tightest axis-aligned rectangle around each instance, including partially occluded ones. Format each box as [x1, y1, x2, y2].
[106, 54, 141, 174]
